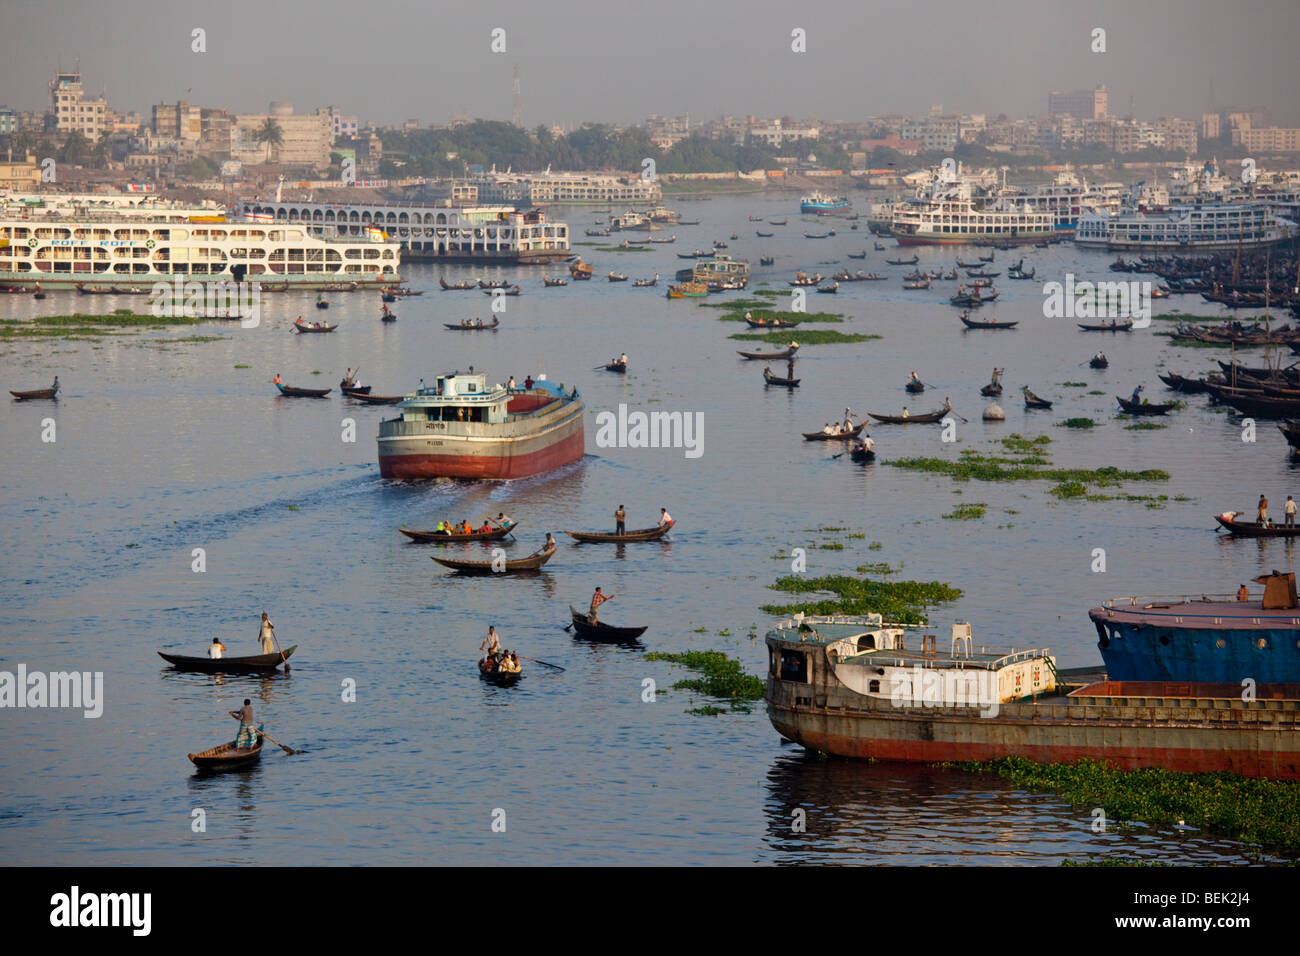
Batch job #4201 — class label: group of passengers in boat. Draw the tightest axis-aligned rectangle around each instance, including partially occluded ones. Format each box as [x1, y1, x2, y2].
[479, 626, 521, 673]
[431, 513, 513, 535]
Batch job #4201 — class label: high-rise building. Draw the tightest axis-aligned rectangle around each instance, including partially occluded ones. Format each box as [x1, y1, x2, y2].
[1201, 113, 1221, 140]
[1048, 85, 1107, 121]
[50, 70, 109, 140]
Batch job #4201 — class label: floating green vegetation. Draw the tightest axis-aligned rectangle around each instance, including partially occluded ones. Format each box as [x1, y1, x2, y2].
[732, 329, 879, 345]
[1061, 857, 1174, 867]
[697, 298, 772, 311]
[943, 503, 987, 520]
[844, 532, 865, 539]
[1124, 421, 1167, 431]
[0, 312, 205, 341]
[856, 562, 899, 575]
[868, 541, 883, 551]
[717, 309, 843, 324]
[754, 289, 784, 298]
[692, 626, 707, 633]
[957, 757, 1300, 856]
[1088, 390, 1106, 395]
[687, 705, 727, 716]
[1060, 381, 1087, 387]
[1061, 418, 1096, 429]
[807, 525, 847, 532]
[886, 433, 1167, 497]
[763, 573, 962, 624]
[234, 364, 251, 369]
[645, 650, 766, 713]
[1052, 484, 1179, 504]
[818, 542, 845, 550]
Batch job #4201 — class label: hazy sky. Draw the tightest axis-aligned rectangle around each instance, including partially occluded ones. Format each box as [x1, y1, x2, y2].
[4, 0, 1298, 128]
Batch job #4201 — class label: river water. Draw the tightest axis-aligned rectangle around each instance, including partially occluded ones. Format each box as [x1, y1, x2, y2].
[1, 194, 1292, 864]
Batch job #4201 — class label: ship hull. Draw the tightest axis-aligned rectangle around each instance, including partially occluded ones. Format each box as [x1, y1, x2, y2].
[801, 201, 851, 215]
[1090, 609, 1300, 683]
[377, 398, 584, 480]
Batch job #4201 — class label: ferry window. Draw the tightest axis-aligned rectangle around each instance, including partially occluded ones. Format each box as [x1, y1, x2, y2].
[779, 650, 808, 683]
[868, 680, 880, 693]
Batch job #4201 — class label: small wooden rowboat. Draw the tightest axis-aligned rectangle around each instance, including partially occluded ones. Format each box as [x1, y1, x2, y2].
[1090, 355, 1109, 369]
[905, 380, 925, 394]
[1022, 390, 1053, 409]
[747, 317, 799, 329]
[293, 320, 337, 333]
[478, 657, 522, 684]
[432, 546, 556, 574]
[400, 523, 517, 543]
[1116, 396, 1175, 416]
[960, 315, 1018, 330]
[602, 360, 628, 373]
[764, 370, 800, 388]
[803, 423, 864, 440]
[1214, 512, 1300, 538]
[341, 384, 372, 396]
[188, 735, 265, 770]
[444, 318, 500, 331]
[482, 285, 521, 296]
[276, 383, 332, 398]
[569, 606, 648, 642]
[349, 392, 404, 405]
[439, 277, 476, 290]
[886, 255, 919, 265]
[850, 443, 876, 463]
[10, 386, 59, 400]
[867, 409, 947, 424]
[564, 523, 673, 544]
[980, 383, 1003, 397]
[1078, 320, 1134, 332]
[1158, 372, 1210, 393]
[159, 646, 297, 674]
[737, 346, 799, 360]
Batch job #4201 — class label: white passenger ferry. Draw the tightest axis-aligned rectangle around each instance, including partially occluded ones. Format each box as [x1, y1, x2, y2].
[890, 172, 1056, 245]
[1074, 200, 1296, 252]
[0, 191, 401, 289]
[996, 168, 1123, 231]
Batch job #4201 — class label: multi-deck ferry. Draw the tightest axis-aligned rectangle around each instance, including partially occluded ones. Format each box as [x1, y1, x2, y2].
[996, 168, 1123, 231]
[0, 191, 401, 289]
[376, 371, 585, 480]
[674, 253, 749, 290]
[1074, 199, 1296, 252]
[890, 175, 1056, 245]
[800, 192, 851, 215]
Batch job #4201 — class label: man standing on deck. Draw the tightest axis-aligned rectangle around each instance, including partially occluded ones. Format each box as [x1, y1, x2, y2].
[230, 699, 258, 749]
[589, 587, 613, 624]
[257, 613, 275, 654]
[481, 626, 501, 655]
[1286, 496, 1297, 528]
[1258, 494, 1270, 526]
[615, 505, 626, 535]
[1131, 384, 1143, 404]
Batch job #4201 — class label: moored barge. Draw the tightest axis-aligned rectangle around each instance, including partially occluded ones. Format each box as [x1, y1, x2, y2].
[765, 613, 1300, 779]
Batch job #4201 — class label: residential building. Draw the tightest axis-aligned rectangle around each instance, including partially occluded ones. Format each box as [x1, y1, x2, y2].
[1048, 85, 1108, 120]
[50, 70, 109, 140]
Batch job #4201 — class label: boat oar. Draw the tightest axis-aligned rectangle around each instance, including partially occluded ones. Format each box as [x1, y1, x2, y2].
[515, 654, 566, 672]
[270, 630, 291, 672]
[257, 728, 298, 755]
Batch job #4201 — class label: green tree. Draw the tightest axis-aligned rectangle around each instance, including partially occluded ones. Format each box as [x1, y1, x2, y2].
[252, 118, 284, 163]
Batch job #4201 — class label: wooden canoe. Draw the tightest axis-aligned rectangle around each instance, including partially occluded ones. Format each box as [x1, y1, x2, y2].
[479, 657, 522, 684]
[351, 393, 404, 404]
[764, 370, 800, 388]
[1158, 372, 1210, 393]
[188, 735, 265, 769]
[569, 605, 648, 642]
[1117, 396, 1175, 415]
[159, 646, 297, 674]
[1089, 356, 1109, 368]
[1214, 514, 1300, 538]
[564, 523, 672, 543]
[960, 315, 1018, 329]
[980, 383, 1003, 396]
[850, 445, 876, 463]
[439, 277, 476, 290]
[276, 383, 332, 397]
[885, 256, 919, 265]
[747, 318, 799, 329]
[341, 384, 372, 396]
[803, 424, 864, 441]
[10, 387, 59, 400]
[1077, 320, 1134, 332]
[444, 318, 499, 331]
[1024, 395, 1053, 409]
[602, 361, 628, 373]
[400, 523, 516, 543]
[737, 347, 798, 360]
[867, 410, 946, 424]
[293, 320, 337, 333]
[905, 381, 925, 393]
[432, 546, 556, 574]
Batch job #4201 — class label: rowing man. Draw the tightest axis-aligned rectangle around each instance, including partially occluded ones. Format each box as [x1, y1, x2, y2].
[590, 587, 613, 624]
[481, 626, 501, 655]
[209, 637, 227, 660]
[230, 698, 258, 749]
[659, 508, 673, 528]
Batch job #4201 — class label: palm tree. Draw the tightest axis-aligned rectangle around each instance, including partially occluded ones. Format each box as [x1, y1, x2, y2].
[252, 118, 284, 163]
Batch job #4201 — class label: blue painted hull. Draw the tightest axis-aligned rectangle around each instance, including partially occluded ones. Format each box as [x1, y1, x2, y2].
[801, 198, 851, 214]
[1092, 616, 1300, 683]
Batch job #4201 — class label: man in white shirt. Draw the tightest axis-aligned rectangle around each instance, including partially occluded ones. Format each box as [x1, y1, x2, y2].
[480, 626, 501, 654]
[1287, 496, 1298, 528]
[619, 352, 628, 365]
[209, 638, 227, 659]
[659, 508, 673, 527]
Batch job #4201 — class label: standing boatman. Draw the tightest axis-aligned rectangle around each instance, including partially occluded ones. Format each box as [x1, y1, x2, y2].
[589, 587, 613, 624]
[230, 698, 259, 749]
[257, 612, 276, 654]
[615, 505, 626, 535]
[480, 626, 501, 655]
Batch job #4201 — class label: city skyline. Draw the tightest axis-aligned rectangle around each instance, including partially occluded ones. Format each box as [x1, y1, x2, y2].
[3, 0, 1298, 130]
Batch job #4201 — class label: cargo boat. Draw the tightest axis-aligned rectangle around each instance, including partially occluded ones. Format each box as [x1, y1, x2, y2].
[801, 193, 851, 215]
[765, 613, 1300, 779]
[1089, 571, 1300, 683]
[376, 372, 584, 480]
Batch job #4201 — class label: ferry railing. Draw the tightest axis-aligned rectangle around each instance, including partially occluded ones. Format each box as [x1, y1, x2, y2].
[1100, 593, 1239, 608]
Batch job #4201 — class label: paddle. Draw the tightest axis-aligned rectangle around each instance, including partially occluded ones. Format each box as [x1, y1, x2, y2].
[515, 654, 566, 672]
[269, 628, 291, 673]
[229, 712, 297, 754]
